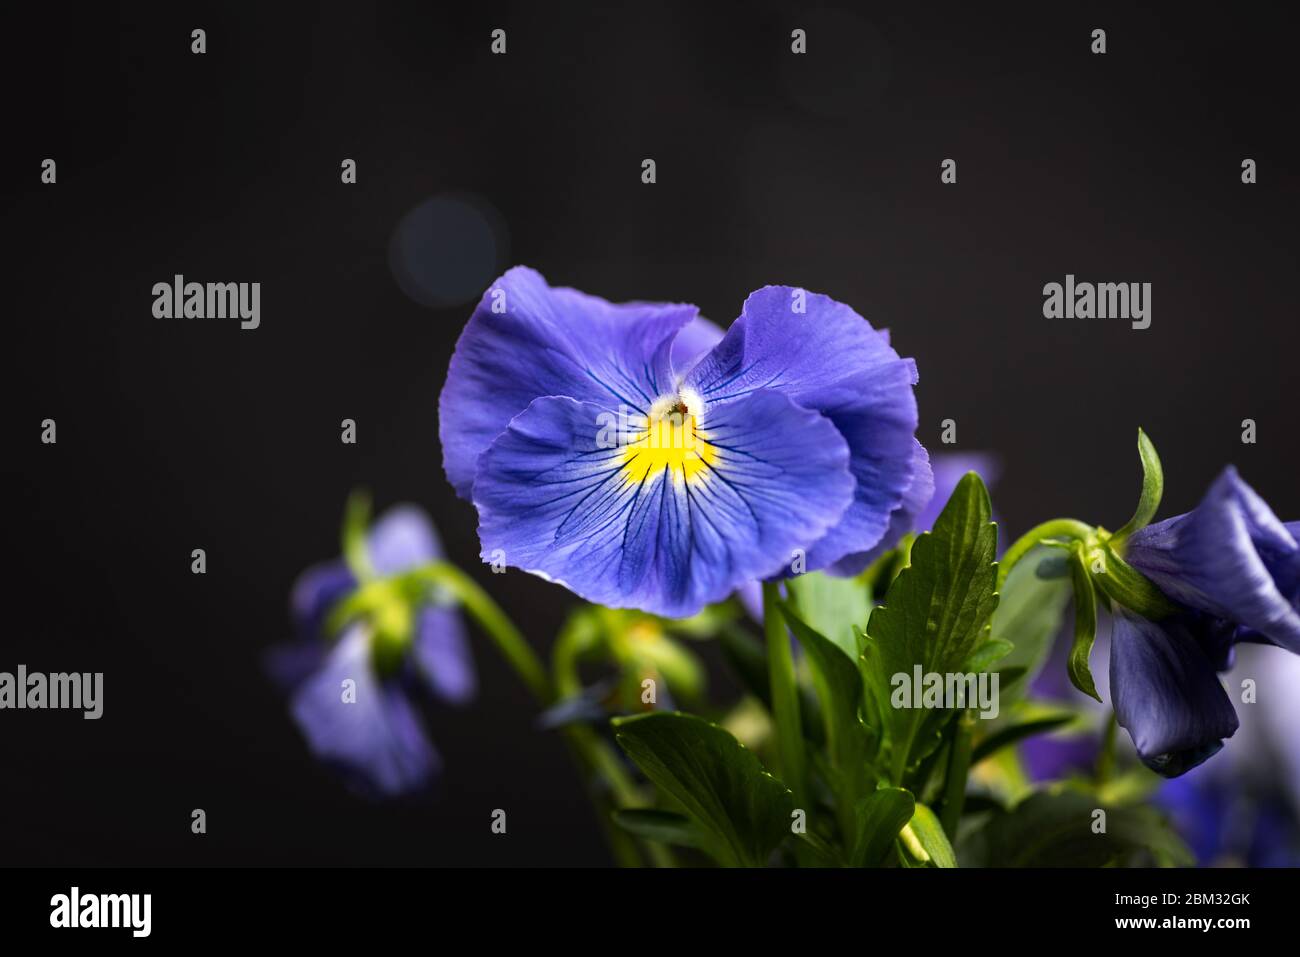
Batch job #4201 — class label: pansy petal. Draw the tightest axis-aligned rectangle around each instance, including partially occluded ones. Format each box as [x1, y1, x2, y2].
[290, 559, 356, 640]
[413, 604, 476, 705]
[1109, 610, 1239, 777]
[289, 627, 440, 797]
[472, 391, 855, 618]
[1126, 468, 1300, 653]
[367, 504, 443, 576]
[670, 314, 726, 374]
[825, 439, 934, 576]
[915, 452, 1001, 535]
[440, 267, 699, 498]
[684, 286, 920, 571]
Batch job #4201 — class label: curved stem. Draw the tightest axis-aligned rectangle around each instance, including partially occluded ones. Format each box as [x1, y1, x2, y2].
[425, 562, 552, 704]
[996, 519, 1095, 591]
[939, 711, 975, 837]
[427, 564, 673, 866]
[763, 582, 807, 804]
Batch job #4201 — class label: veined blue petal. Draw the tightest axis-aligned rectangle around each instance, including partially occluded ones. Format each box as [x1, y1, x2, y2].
[1125, 468, 1300, 654]
[824, 439, 934, 575]
[683, 285, 921, 572]
[670, 314, 726, 373]
[289, 627, 440, 797]
[472, 390, 855, 618]
[440, 267, 700, 498]
[1109, 609, 1239, 777]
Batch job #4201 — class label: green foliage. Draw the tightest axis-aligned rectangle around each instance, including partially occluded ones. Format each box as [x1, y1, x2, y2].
[1066, 544, 1102, 702]
[1111, 428, 1164, 543]
[850, 787, 915, 867]
[578, 463, 1197, 869]
[988, 546, 1072, 693]
[904, 803, 958, 868]
[613, 712, 795, 867]
[958, 790, 1192, 867]
[859, 473, 1001, 785]
[786, 571, 872, 660]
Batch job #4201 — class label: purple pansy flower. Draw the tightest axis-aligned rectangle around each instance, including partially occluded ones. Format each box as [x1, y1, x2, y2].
[267, 505, 475, 797]
[440, 267, 929, 618]
[1110, 467, 1300, 776]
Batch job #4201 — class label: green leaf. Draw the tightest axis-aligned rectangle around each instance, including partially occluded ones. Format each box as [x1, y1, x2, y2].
[970, 713, 1077, 765]
[795, 829, 841, 867]
[859, 473, 1001, 784]
[957, 790, 1192, 867]
[1111, 428, 1164, 543]
[611, 809, 701, 848]
[963, 638, 1013, 674]
[1067, 544, 1102, 702]
[850, 787, 915, 867]
[780, 602, 875, 797]
[786, 571, 872, 660]
[988, 546, 1073, 694]
[613, 712, 795, 867]
[904, 803, 957, 868]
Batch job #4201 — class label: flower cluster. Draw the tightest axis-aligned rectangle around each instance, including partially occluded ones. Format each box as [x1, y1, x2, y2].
[265, 267, 1299, 869]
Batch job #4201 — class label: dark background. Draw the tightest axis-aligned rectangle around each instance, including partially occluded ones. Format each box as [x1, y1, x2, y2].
[3, 2, 1296, 865]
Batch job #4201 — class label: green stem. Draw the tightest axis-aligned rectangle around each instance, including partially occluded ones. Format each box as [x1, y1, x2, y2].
[939, 711, 975, 838]
[763, 581, 807, 804]
[428, 564, 672, 866]
[425, 562, 552, 704]
[996, 518, 1095, 591]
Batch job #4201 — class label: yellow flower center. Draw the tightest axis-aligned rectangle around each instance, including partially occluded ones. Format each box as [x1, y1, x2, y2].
[621, 392, 717, 484]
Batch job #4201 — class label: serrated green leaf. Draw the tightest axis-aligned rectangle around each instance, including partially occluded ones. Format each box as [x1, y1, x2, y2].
[859, 473, 1001, 784]
[786, 571, 873, 660]
[1067, 544, 1102, 702]
[905, 803, 957, 868]
[613, 712, 795, 867]
[850, 787, 915, 867]
[611, 809, 701, 848]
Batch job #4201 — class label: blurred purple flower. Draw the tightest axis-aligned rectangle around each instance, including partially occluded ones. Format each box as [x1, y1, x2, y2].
[267, 506, 475, 797]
